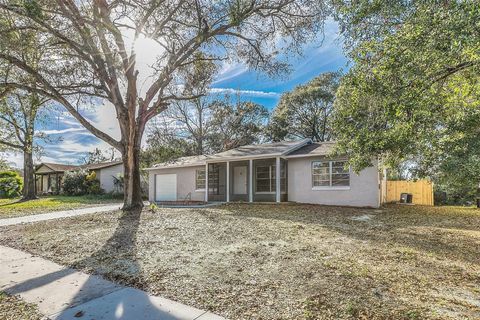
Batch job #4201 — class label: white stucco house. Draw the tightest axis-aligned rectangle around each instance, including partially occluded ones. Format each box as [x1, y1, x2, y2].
[35, 161, 124, 194]
[146, 139, 380, 207]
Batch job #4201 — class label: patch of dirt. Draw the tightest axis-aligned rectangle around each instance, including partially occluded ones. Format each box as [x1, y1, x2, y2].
[0, 204, 479, 319]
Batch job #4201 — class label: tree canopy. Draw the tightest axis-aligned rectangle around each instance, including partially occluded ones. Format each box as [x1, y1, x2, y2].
[332, 1, 480, 175]
[267, 72, 340, 142]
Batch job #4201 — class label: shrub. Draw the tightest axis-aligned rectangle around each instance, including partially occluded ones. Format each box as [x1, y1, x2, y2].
[112, 174, 124, 194]
[0, 171, 23, 198]
[63, 170, 103, 196]
[63, 170, 87, 195]
[85, 171, 103, 195]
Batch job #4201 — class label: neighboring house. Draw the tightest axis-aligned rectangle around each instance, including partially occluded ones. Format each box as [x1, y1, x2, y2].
[35, 161, 124, 194]
[146, 139, 380, 207]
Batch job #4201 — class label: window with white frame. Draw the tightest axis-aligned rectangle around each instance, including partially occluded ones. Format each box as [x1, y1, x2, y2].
[195, 169, 206, 190]
[312, 161, 350, 188]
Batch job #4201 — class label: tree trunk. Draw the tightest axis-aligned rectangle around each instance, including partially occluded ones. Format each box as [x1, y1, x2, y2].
[22, 150, 37, 200]
[122, 139, 144, 211]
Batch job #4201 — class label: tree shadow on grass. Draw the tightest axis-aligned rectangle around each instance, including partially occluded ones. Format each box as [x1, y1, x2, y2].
[4, 208, 201, 319]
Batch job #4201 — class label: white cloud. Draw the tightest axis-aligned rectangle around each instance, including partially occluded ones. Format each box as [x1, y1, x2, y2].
[38, 127, 87, 135]
[209, 87, 280, 98]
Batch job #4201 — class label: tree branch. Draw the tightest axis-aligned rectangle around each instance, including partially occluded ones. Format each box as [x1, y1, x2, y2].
[0, 54, 122, 150]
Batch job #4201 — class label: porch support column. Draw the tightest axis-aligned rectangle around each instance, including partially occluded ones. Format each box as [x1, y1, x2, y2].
[226, 161, 230, 202]
[205, 163, 209, 203]
[249, 159, 253, 202]
[276, 157, 281, 203]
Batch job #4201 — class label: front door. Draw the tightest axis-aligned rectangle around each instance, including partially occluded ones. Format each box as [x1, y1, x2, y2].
[233, 166, 247, 195]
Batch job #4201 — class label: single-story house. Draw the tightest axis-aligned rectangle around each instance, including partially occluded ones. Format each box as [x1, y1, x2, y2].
[146, 139, 380, 207]
[35, 160, 124, 194]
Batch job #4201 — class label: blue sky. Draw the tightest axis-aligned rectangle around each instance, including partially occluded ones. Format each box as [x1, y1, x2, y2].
[4, 20, 347, 167]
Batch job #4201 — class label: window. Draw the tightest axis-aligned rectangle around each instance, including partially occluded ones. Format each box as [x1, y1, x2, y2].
[312, 161, 350, 188]
[256, 165, 274, 192]
[195, 169, 206, 190]
[255, 164, 286, 193]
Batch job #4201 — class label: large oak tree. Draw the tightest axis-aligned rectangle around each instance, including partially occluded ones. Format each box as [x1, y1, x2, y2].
[0, 0, 328, 209]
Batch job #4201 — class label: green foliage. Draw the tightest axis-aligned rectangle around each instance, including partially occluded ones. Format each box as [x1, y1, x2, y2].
[0, 170, 23, 198]
[63, 170, 103, 196]
[209, 99, 269, 152]
[0, 158, 11, 171]
[62, 170, 85, 195]
[268, 72, 340, 142]
[331, 1, 480, 203]
[148, 202, 158, 213]
[23, 0, 43, 19]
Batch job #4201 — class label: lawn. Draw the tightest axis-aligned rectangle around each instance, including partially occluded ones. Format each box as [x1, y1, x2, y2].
[0, 195, 123, 219]
[0, 292, 42, 320]
[0, 204, 479, 319]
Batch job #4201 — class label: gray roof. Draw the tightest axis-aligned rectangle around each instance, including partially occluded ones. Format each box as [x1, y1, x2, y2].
[81, 160, 123, 170]
[35, 161, 123, 173]
[151, 155, 208, 169]
[206, 139, 311, 161]
[148, 139, 311, 170]
[36, 163, 80, 173]
[286, 142, 337, 157]
[148, 140, 341, 170]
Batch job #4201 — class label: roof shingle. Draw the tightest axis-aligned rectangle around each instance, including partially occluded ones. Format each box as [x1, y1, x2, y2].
[286, 142, 336, 157]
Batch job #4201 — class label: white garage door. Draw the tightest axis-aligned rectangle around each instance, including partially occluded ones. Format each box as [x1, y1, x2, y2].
[155, 174, 177, 201]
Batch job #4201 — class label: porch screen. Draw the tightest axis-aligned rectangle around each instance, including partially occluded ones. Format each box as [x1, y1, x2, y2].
[255, 162, 286, 193]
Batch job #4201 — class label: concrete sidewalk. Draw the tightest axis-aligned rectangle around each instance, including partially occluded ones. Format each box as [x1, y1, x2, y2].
[0, 245, 225, 320]
[0, 204, 122, 227]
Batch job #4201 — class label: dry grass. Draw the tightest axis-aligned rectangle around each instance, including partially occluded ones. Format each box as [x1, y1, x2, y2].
[0, 292, 42, 320]
[0, 204, 479, 319]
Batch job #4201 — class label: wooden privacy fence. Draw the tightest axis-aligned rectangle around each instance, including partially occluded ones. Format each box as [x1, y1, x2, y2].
[384, 180, 434, 206]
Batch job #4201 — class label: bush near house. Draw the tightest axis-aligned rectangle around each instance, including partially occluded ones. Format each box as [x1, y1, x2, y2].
[63, 170, 103, 196]
[0, 171, 23, 198]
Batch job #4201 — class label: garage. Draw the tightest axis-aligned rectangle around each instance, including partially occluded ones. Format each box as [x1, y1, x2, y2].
[155, 174, 177, 201]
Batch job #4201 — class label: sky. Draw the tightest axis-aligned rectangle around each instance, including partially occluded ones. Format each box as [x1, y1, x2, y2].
[3, 20, 348, 168]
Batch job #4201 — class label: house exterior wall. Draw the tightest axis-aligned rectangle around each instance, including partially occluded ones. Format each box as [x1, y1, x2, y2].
[147, 157, 379, 207]
[148, 165, 205, 202]
[287, 157, 379, 208]
[99, 164, 124, 193]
